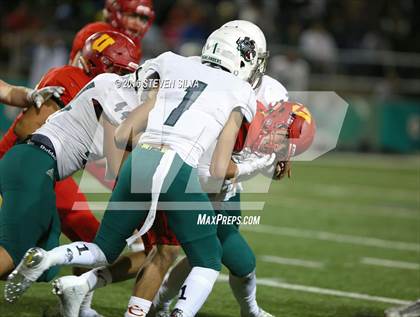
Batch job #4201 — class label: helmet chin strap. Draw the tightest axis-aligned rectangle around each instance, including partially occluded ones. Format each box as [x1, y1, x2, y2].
[202, 62, 231, 73]
[249, 53, 268, 89]
[78, 56, 92, 76]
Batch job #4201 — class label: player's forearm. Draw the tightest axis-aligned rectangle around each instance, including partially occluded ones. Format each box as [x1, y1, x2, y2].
[0, 80, 32, 108]
[104, 118, 130, 177]
[210, 111, 243, 179]
[115, 88, 157, 149]
[225, 160, 238, 179]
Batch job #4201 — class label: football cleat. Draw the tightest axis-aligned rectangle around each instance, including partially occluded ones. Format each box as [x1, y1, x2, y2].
[385, 300, 420, 317]
[52, 275, 91, 317]
[4, 247, 50, 303]
[257, 308, 275, 317]
[170, 309, 184, 317]
[240, 308, 275, 317]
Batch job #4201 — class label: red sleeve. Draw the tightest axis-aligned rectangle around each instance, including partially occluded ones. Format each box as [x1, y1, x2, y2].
[69, 22, 116, 63]
[238, 101, 267, 152]
[234, 121, 251, 153]
[0, 113, 23, 159]
[37, 66, 91, 106]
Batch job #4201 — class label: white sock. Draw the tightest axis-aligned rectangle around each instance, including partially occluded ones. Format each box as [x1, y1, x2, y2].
[173, 267, 219, 317]
[229, 270, 260, 317]
[125, 296, 152, 317]
[153, 257, 192, 311]
[47, 242, 108, 267]
[82, 267, 113, 291]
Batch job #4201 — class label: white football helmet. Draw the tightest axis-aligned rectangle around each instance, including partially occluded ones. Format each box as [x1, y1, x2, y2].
[201, 26, 260, 85]
[222, 20, 269, 88]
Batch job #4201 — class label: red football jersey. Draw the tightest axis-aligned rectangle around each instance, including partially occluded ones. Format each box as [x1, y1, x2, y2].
[37, 65, 91, 106]
[69, 21, 142, 63]
[0, 113, 22, 159]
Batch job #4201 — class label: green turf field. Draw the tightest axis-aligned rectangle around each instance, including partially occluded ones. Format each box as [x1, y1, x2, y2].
[0, 153, 419, 316]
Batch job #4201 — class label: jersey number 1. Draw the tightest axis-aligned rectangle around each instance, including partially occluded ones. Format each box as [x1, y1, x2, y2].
[164, 81, 207, 126]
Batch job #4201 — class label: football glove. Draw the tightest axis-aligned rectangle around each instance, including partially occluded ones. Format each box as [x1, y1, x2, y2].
[28, 86, 65, 108]
[236, 153, 276, 177]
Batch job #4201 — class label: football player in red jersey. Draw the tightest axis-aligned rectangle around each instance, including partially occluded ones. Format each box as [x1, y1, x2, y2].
[69, 0, 155, 65]
[0, 30, 139, 317]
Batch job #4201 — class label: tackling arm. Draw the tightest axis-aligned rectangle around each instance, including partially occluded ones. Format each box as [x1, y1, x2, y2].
[210, 109, 243, 179]
[0, 79, 64, 109]
[103, 117, 130, 178]
[0, 79, 32, 108]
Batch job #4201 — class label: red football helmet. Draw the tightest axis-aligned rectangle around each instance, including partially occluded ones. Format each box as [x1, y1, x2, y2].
[104, 0, 155, 40]
[245, 101, 316, 159]
[81, 31, 140, 78]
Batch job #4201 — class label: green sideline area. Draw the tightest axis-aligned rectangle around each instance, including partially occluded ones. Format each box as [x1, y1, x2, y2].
[0, 153, 419, 316]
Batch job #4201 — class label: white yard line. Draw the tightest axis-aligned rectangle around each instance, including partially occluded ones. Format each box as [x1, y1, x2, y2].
[218, 274, 411, 305]
[361, 257, 420, 270]
[260, 255, 324, 269]
[304, 185, 415, 201]
[277, 197, 418, 220]
[305, 154, 419, 171]
[241, 225, 420, 252]
[294, 179, 418, 197]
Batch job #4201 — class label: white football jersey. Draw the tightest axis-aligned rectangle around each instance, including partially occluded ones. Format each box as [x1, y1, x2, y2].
[139, 52, 257, 167]
[35, 73, 139, 179]
[256, 75, 289, 110]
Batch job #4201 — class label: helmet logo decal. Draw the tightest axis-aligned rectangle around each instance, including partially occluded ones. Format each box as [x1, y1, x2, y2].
[92, 34, 116, 53]
[292, 104, 312, 123]
[236, 37, 256, 62]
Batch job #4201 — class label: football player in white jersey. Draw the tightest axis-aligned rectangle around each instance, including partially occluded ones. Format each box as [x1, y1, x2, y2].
[6, 26, 260, 317]
[150, 21, 290, 317]
[43, 21, 294, 317]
